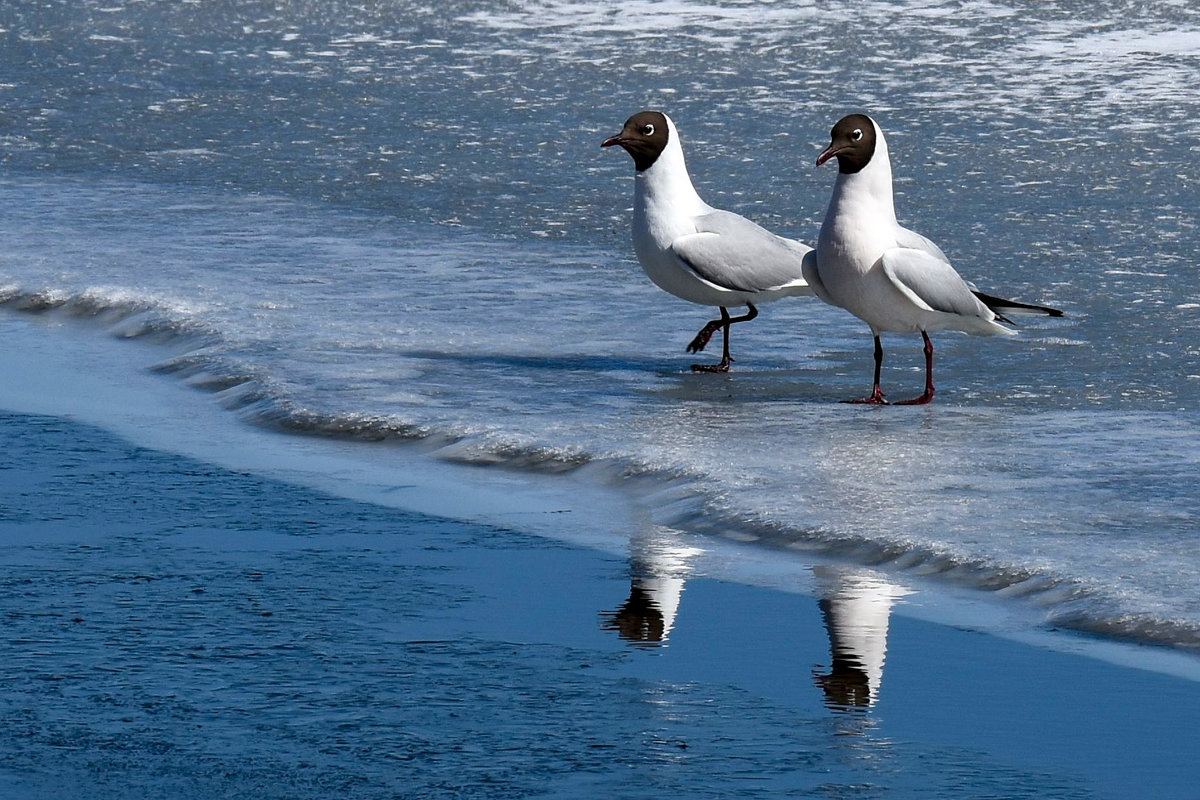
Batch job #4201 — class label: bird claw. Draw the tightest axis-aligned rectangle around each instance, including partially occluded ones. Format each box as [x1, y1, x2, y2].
[690, 358, 732, 373]
[686, 327, 717, 354]
[841, 388, 888, 405]
[894, 390, 935, 406]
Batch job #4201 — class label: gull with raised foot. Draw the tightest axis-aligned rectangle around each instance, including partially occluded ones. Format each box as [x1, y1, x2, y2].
[803, 113, 1062, 404]
[602, 110, 813, 372]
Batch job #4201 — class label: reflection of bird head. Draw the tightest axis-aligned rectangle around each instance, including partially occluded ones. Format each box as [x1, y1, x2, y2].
[601, 583, 667, 645]
[602, 530, 700, 647]
[812, 567, 909, 710]
[601, 574, 685, 646]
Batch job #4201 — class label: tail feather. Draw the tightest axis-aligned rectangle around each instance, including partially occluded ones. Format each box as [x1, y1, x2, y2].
[972, 290, 1063, 323]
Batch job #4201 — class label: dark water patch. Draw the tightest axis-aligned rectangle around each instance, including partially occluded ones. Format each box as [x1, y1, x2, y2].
[7, 409, 1163, 799]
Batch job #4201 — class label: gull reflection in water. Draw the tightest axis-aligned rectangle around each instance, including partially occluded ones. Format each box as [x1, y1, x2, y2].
[813, 566, 911, 710]
[601, 527, 702, 647]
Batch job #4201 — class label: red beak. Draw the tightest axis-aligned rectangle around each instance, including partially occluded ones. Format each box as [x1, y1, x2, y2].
[816, 144, 843, 167]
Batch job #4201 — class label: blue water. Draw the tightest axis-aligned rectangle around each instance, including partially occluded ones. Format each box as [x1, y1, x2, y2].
[5, 409, 1198, 799]
[2, 0, 1199, 657]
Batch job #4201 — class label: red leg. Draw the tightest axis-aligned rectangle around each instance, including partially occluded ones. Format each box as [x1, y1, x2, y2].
[894, 331, 936, 405]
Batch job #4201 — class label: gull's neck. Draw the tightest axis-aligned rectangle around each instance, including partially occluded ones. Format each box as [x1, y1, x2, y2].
[826, 119, 897, 227]
[634, 117, 710, 221]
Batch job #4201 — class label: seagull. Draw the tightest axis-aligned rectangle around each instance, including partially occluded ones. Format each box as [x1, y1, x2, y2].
[602, 110, 813, 372]
[803, 113, 1062, 404]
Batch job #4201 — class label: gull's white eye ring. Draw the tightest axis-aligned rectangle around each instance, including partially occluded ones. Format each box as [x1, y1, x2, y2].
[642, 124, 655, 135]
[851, 128, 863, 142]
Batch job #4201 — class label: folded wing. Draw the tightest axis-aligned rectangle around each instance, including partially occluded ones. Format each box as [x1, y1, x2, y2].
[895, 226, 1062, 318]
[895, 225, 951, 265]
[671, 210, 812, 294]
[880, 248, 994, 320]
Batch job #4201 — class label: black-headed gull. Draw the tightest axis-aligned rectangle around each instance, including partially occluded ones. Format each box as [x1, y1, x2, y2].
[803, 113, 1062, 404]
[603, 110, 813, 372]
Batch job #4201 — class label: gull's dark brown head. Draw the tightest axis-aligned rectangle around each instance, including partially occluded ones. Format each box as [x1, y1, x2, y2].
[816, 113, 877, 174]
[602, 110, 670, 172]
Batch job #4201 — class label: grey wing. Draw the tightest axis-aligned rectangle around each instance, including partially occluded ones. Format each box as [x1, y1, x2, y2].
[894, 226, 988, 294]
[880, 248, 992, 319]
[671, 210, 812, 294]
[895, 225, 951, 265]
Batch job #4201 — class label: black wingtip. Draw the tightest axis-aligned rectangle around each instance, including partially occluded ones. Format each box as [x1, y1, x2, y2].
[972, 290, 1063, 318]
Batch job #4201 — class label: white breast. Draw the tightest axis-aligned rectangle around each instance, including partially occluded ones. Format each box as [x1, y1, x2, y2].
[630, 129, 744, 307]
[814, 123, 928, 331]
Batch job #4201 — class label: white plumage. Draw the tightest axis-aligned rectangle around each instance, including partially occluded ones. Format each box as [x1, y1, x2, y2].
[604, 111, 812, 372]
[804, 113, 1061, 404]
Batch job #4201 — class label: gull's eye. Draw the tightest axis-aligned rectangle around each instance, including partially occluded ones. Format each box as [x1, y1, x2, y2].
[641, 123, 655, 135]
[850, 128, 863, 142]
